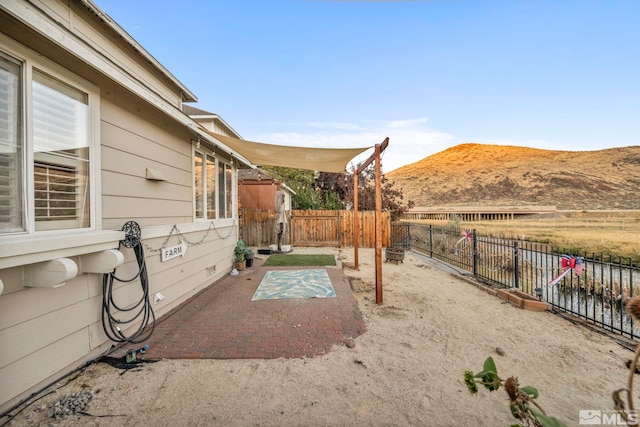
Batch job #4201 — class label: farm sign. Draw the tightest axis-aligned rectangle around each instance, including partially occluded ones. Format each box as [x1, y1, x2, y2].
[161, 242, 187, 262]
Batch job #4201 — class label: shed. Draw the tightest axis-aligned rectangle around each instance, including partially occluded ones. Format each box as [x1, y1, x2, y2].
[238, 168, 295, 211]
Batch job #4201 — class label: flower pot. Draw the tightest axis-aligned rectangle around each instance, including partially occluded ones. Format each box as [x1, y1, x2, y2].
[246, 258, 254, 268]
[234, 260, 246, 271]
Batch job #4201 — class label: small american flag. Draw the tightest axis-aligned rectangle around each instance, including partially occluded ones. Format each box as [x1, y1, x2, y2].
[549, 255, 584, 286]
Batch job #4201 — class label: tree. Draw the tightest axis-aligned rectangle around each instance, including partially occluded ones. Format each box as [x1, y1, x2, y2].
[343, 163, 414, 221]
[261, 163, 414, 219]
[260, 166, 321, 209]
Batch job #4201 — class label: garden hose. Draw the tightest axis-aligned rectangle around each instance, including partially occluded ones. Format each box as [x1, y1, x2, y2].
[101, 221, 155, 343]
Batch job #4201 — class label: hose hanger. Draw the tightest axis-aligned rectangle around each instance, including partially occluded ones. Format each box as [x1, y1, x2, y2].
[120, 220, 141, 249]
[101, 221, 155, 343]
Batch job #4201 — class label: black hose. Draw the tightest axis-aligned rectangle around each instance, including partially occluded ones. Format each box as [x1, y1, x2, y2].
[101, 222, 155, 343]
[2, 222, 155, 423]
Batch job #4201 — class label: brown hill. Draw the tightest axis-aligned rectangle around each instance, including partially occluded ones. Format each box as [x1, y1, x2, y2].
[386, 144, 640, 210]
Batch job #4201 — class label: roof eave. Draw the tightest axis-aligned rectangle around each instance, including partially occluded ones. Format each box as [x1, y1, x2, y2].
[78, 0, 198, 102]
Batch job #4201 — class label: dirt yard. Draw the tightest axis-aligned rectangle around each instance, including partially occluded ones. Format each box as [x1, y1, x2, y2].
[4, 248, 635, 427]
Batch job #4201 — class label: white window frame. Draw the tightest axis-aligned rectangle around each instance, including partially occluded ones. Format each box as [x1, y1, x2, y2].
[0, 35, 99, 236]
[218, 159, 234, 219]
[193, 144, 235, 221]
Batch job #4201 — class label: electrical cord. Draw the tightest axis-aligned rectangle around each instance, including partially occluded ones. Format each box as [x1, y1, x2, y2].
[0, 344, 118, 425]
[101, 221, 155, 343]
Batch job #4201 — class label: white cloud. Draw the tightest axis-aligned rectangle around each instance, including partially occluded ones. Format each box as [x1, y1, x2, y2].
[250, 118, 455, 173]
[303, 122, 365, 131]
[381, 118, 429, 129]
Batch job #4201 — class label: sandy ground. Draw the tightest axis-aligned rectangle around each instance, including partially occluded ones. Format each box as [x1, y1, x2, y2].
[4, 248, 636, 427]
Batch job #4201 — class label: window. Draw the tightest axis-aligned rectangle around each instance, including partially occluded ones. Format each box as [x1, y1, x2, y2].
[224, 162, 232, 218]
[0, 48, 94, 235]
[0, 54, 22, 233]
[193, 150, 217, 220]
[206, 155, 216, 219]
[193, 149, 233, 220]
[194, 152, 204, 218]
[32, 71, 90, 230]
[215, 160, 233, 219]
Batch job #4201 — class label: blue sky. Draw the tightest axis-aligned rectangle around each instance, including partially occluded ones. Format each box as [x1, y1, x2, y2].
[96, 0, 639, 173]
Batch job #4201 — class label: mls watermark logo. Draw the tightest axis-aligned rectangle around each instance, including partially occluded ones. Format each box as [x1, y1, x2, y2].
[579, 409, 639, 425]
[579, 410, 602, 425]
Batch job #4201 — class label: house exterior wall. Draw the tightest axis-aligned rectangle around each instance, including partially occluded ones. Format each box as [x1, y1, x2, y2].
[192, 116, 239, 138]
[0, 0, 238, 412]
[31, 0, 193, 106]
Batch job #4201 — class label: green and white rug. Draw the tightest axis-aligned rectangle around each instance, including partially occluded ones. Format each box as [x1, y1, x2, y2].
[251, 269, 336, 301]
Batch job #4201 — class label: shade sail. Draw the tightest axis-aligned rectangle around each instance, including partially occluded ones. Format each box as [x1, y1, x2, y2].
[198, 128, 372, 173]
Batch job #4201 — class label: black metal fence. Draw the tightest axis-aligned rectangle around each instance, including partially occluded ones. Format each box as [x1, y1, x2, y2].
[402, 222, 640, 340]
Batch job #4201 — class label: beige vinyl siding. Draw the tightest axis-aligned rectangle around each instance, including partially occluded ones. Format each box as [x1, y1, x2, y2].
[0, 273, 99, 407]
[100, 99, 193, 228]
[101, 170, 188, 202]
[101, 198, 193, 227]
[190, 116, 241, 140]
[0, 269, 90, 325]
[1, 330, 91, 408]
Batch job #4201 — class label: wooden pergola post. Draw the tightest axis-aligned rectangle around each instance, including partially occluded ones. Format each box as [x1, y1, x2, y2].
[373, 143, 383, 304]
[353, 137, 389, 304]
[353, 172, 359, 270]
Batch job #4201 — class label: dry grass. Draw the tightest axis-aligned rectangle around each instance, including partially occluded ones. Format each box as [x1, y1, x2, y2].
[420, 211, 640, 263]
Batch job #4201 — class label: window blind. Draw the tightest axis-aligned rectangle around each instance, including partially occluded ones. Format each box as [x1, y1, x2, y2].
[32, 70, 90, 230]
[34, 161, 78, 220]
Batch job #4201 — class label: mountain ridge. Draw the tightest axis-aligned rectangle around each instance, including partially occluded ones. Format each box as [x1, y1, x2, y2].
[386, 144, 640, 210]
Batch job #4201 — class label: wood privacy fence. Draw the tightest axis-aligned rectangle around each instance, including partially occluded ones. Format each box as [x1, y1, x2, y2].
[239, 209, 390, 248]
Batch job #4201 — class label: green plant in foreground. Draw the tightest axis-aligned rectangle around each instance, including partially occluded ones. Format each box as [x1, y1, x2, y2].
[234, 240, 246, 262]
[464, 357, 566, 427]
[612, 296, 640, 424]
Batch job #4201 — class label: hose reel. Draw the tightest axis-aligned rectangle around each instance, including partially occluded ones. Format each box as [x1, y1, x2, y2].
[120, 220, 141, 249]
[101, 221, 155, 343]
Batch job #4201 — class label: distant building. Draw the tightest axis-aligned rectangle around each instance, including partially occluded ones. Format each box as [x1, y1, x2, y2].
[238, 168, 295, 211]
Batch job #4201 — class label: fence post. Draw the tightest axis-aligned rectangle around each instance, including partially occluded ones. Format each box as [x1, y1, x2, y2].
[472, 229, 478, 276]
[404, 222, 410, 249]
[429, 224, 433, 257]
[513, 241, 519, 289]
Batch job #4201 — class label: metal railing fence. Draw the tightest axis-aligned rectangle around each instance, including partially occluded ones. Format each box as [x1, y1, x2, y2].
[401, 222, 640, 340]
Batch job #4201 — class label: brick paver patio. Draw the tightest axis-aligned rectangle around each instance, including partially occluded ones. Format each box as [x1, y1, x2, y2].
[138, 256, 366, 360]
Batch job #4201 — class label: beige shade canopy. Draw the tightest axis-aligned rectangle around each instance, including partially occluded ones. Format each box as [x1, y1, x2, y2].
[199, 128, 372, 173]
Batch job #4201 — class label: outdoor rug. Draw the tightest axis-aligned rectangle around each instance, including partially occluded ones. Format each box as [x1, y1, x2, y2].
[251, 269, 336, 301]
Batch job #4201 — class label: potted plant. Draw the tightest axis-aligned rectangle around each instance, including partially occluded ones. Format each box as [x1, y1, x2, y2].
[234, 240, 246, 271]
[244, 248, 255, 268]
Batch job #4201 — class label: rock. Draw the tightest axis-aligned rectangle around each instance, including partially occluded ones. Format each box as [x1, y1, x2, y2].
[345, 339, 356, 348]
[496, 347, 505, 356]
